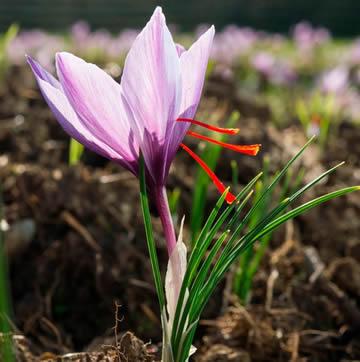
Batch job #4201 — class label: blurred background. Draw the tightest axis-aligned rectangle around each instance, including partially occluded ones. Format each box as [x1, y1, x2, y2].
[1, 0, 360, 35]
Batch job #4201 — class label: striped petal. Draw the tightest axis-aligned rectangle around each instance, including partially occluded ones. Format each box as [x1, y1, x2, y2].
[120, 7, 182, 184]
[27, 56, 137, 173]
[164, 27, 215, 175]
[56, 52, 138, 164]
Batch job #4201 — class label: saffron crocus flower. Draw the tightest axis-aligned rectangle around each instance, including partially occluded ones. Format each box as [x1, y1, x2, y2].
[116, 9, 259, 204]
[252, 52, 275, 76]
[293, 21, 330, 51]
[349, 39, 360, 65]
[252, 52, 296, 86]
[319, 66, 349, 95]
[211, 25, 258, 65]
[27, 7, 260, 255]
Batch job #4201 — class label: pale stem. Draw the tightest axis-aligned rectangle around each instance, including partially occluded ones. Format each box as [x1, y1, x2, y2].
[154, 186, 177, 256]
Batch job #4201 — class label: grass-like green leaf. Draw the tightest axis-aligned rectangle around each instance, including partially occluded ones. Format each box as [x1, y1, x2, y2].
[69, 138, 84, 166]
[169, 140, 359, 362]
[138, 156, 165, 311]
[0, 185, 14, 362]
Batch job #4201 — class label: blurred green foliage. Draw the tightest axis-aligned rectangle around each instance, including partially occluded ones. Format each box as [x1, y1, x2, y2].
[0, 24, 18, 78]
[69, 138, 84, 166]
[0, 186, 14, 362]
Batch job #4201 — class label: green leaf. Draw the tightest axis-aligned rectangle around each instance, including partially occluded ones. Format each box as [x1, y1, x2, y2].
[0, 184, 14, 362]
[69, 138, 84, 165]
[0, 24, 18, 79]
[234, 157, 305, 303]
[171, 173, 261, 357]
[168, 141, 359, 362]
[253, 186, 360, 241]
[168, 187, 181, 216]
[138, 155, 165, 310]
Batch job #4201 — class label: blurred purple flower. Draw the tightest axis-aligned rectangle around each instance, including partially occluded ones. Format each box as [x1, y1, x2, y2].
[319, 66, 349, 94]
[252, 52, 275, 75]
[317, 66, 360, 120]
[211, 25, 258, 65]
[7, 30, 65, 70]
[271, 61, 297, 85]
[71, 21, 91, 43]
[70, 21, 139, 60]
[252, 52, 296, 86]
[107, 29, 139, 58]
[349, 39, 360, 65]
[293, 21, 330, 51]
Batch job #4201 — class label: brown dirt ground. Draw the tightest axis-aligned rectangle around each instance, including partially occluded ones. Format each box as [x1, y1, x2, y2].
[0, 67, 359, 361]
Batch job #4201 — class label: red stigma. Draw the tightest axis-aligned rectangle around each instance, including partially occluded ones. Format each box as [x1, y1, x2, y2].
[177, 118, 240, 135]
[180, 143, 236, 204]
[187, 131, 261, 156]
[177, 117, 260, 203]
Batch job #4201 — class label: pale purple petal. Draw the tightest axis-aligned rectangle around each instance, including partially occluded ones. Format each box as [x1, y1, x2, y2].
[176, 43, 185, 56]
[27, 56, 137, 173]
[120, 7, 182, 183]
[163, 26, 215, 175]
[179, 25, 215, 119]
[26, 55, 61, 89]
[56, 52, 138, 164]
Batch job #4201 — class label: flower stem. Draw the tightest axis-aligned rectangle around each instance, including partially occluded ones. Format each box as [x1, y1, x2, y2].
[154, 186, 177, 256]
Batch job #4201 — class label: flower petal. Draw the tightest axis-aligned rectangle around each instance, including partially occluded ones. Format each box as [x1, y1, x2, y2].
[56, 52, 137, 163]
[175, 43, 186, 56]
[121, 6, 182, 183]
[179, 26, 215, 119]
[164, 26, 215, 175]
[27, 56, 136, 172]
[165, 216, 187, 328]
[26, 55, 61, 89]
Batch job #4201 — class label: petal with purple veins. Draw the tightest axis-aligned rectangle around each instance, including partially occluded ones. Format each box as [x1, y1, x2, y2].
[56, 52, 137, 163]
[27, 55, 137, 173]
[121, 7, 182, 183]
[179, 26, 215, 119]
[164, 26, 215, 174]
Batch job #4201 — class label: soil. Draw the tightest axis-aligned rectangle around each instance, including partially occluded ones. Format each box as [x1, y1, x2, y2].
[0, 66, 359, 361]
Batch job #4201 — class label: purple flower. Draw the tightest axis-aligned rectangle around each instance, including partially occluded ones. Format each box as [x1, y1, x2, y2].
[28, 7, 260, 253]
[251, 52, 296, 86]
[116, 8, 216, 188]
[319, 66, 349, 95]
[251, 52, 275, 75]
[211, 25, 258, 65]
[8, 30, 65, 70]
[27, 7, 212, 253]
[71, 21, 91, 43]
[349, 39, 360, 65]
[109, 29, 139, 58]
[69, 21, 139, 61]
[293, 21, 330, 51]
[28, 7, 213, 180]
